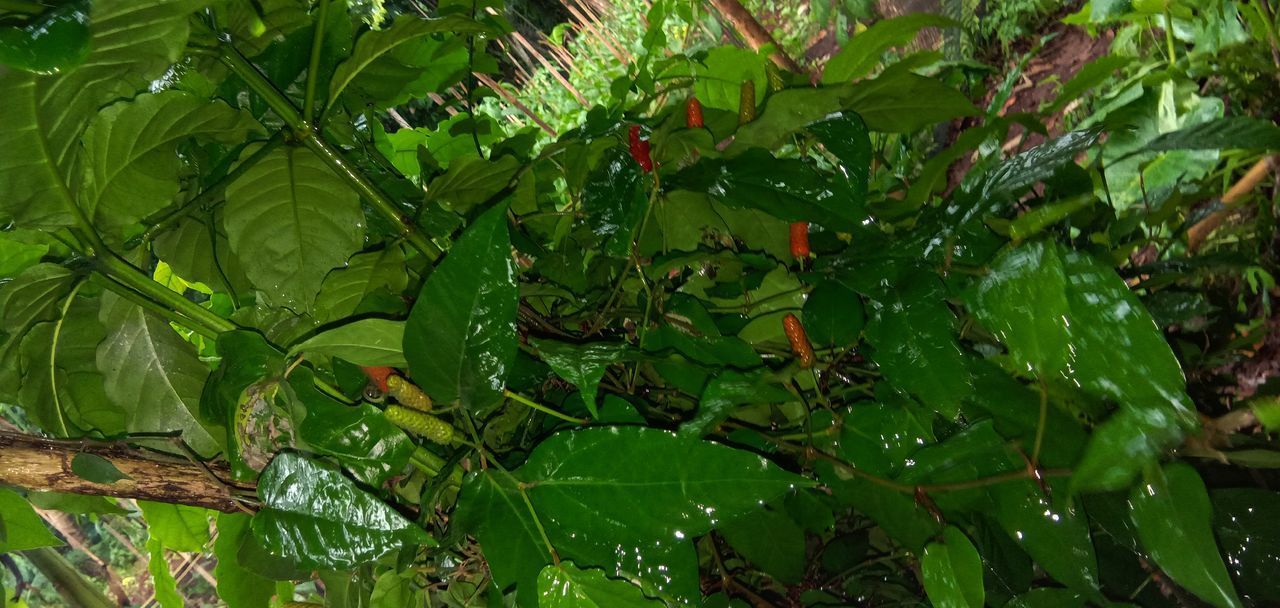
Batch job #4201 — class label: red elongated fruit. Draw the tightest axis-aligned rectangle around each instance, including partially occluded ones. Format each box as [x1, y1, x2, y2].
[387, 374, 432, 412]
[628, 124, 653, 172]
[783, 313, 815, 369]
[789, 221, 810, 260]
[384, 405, 455, 445]
[686, 97, 704, 128]
[361, 366, 395, 393]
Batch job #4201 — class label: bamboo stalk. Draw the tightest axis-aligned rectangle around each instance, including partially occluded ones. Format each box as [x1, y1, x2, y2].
[512, 31, 589, 106]
[474, 73, 559, 136]
[1187, 156, 1277, 253]
[706, 0, 803, 73]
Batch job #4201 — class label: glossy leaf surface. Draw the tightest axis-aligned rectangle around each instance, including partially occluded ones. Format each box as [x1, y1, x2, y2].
[289, 318, 407, 367]
[536, 562, 662, 608]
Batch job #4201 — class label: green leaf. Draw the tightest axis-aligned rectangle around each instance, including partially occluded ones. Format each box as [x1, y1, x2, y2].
[1063, 250, 1197, 491]
[153, 213, 252, 296]
[1211, 488, 1280, 604]
[728, 87, 855, 151]
[147, 537, 185, 608]
[427, 155, 521, 213]
[967, 241, 1072, 374]
[370, 570, 421, 608]
[404, 202, 517, 414]
[138, 501, 211, 553]
[679, 370, 792, 437]
[328, 14, 493, 109]
[922, 526, 984, 608]
[990, 481, 1099, 595]
[837, 401, 934, 477]
[845, 69, 978, 133]
[79, 91, 261, 231]
[0, 0, 91, 74]
[0, 0, 202, 230]
[223, 145, 365, 312]
[214, 512, 274, 608]
[802, 281, 865, 348]
[289, 318, 406, 367]
[97, 290, 218, 456]
[581, 147, 646, 258]
[0, 488, 61, 552]
[26, 493, 127, 516]
[691, 46, 767, 112]
[290, 367, 414, 487]
[1004, 588, 1094, 608]
[642, 325, 761, 368]
[719, 503, 806, 583]
[458, 427, 807, 603]
[863, 273, 972, 417]
[251, 452, 431, 570]
[676, 149, 859, 232]
[807, 112, 872, 205]
[314, 245, 409, 324]
[978, 128, 1103, 199]
[202, 331, 284, 431]
[0, 263, 76, 405]
[530, 339, 629, 418]
[0, 233, 48, 279]
[70, 453, 130, 484]
[822, 14, 957, 83]
[536, 562, 662, 608]
[1143, 116, 1280, 153]
[1129, 463, 1242, 608]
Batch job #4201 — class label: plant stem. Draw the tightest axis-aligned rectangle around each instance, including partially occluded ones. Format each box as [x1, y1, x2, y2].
[133, 133, 285, 247]
[1163, 8, 1177, 68]
[303, 0, 330, 124]
[218, 44, 442, 261]
[96, 274, 221, 339]
[503, 389, 588, 424]
[96, 254, 235, 336]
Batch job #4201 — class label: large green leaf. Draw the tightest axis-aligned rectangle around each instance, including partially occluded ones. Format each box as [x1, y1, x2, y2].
[801, 280, 865, 349]
[251, 452, 431, 570]
[581, 147, 646, 258]
[214, 512, 274, 608]
[719, 503, 806, 583]
[0, 488, 61, 552]
[327, 14, 491, 109]
[863, 273, 972, 417]
[97, 290, 218, 456]
[458, 427, 807, 604]
[404, 202, 517, 414]
[313, 245, 408, 324]
[138, 501, 211, 553]
[921, 526, 984, 608]
[844, 69, 978, 133]
[1129, 463, 1242, 608]
[990, 481, 1099, 595]
[1142, 116, 1280, 153]
[427, 155, 522, 214]
[967, 241, 1072, 374]
[289, 318, 407, 367]
[153, 212, 252, 296]
[79, 91, 261, 231]
[0, 263, 76, 404]
[223, 145, 365, 312]
[1211, 488, 1280, 604]
[679, 370, 792, 438]
[147, 537, 185, 608]
[201, 331, 284, 428]
[675, 149, 859, 232]
[977, 128, 1103, 200]
[807, 112, 872, 206]
[536, 562, 663, 608]
[836, 401, 934, 477]
[530, 339, 629, 418]
[690, 46, 767, 112]
[728, 87, 855, 151]
[290, 367, 414, 487]
[821, 14, 957, 83]
[0, 0, 201, 230]
[0, 0, 91, 74]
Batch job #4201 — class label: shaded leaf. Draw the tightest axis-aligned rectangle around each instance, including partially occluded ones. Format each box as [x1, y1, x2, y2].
[290, 367, 414, 487]
[428, 155, 521, 213]
[719, 503, 806, 583]
[679, 370, 792, 438]
[845, 69, 978, 133]
[530, 339, 629, 417]
[822, 14, 957, 83]
[581, 147, 646, 258]
[536, 562, 662, 608]
[289, 318, 406, 367]
[214, 512, 274, 608]
[922, 526, 984, 608]
[404, 202, 517, 414]
[251, 452, 431, 570]
[1143, 116, 1280, 153]
[802, 280, 865, 348]
[1211, 488, 1280, 604]
[314, 245, 409, 324]
[0, 0, 91, 74]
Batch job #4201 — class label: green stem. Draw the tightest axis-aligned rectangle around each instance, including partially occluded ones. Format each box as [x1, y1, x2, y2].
[133, 133, 285, 248]
[302, 0, 330, 124]
[96, 274, 221, 339]
[96, 255, 235, 337]
[48, 280, 87, 437]
[218, 44, 441, 261]
[1163, 8, 1177, 68]
[503, 389, 587, 424]
[21, 548, 115, 608]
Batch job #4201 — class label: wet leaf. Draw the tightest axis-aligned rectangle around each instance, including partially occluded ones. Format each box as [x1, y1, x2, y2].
[679, 370, 792, 437]
[536, 562, 662, 608]
[289, 319, 406, 368]
[531, 339, 629, 417]
[922, 526, 984, 608]
[1211, 488, 1280, 604]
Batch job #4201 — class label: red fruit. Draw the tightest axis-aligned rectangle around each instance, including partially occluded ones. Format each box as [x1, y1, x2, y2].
[362, 366, 395, 393]
[783, 313, 815, 369]
[789, 221, 810, 260]
[686, 97, 704, 128]
[628, 124, 653, 173]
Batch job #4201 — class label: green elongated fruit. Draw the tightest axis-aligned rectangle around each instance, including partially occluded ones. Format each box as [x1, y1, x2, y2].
[738, 80, 757, 125]
[387, 374, 432, 412]
[385, 405, 455, 445]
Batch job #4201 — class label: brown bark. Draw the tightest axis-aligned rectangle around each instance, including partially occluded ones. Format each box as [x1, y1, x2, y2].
[0, 431, 249, 513]
[706, 0, 804, 73]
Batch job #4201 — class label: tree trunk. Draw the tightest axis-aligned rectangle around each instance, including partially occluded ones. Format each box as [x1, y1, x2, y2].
[706, 0, 803, 73]
[0, 430, 250, 513]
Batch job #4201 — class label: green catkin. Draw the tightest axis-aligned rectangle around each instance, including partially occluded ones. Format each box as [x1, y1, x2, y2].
[384, 405, 455, 445]
[387, 374, 432, 412]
